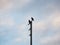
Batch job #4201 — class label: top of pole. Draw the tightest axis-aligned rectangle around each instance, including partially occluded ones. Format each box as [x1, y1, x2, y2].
[28, 17, 34, 25]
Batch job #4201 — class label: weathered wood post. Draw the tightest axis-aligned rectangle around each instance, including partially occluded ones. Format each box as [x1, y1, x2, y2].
[28, 17, 34, 45]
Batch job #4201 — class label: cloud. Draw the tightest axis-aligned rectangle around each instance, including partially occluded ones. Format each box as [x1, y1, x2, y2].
[36, 11, 60, 45]
[43, 10, 60, 29]
[0, 15, 15, 27]
[13, 0, 32, 9]
[40, 33, 60, 45]
[33, 21, 47, 32]
[0, 0, 13, 11]
[14, 38, 22, 42]
[0, 0, 32, 11]
[51, 12, 60, 28]
[17, 24, 26, 31]
[17, 23, 29, 35]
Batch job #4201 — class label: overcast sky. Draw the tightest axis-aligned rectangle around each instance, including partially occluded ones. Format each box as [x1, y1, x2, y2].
[0, 0, 60, 45]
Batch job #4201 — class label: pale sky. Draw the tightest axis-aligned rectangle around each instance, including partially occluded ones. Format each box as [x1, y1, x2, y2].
[0, 0, 60, 45]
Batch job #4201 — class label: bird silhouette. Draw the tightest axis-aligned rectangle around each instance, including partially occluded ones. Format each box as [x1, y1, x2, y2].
[31, 17, 34, 21]
[28, 20, 31, 25]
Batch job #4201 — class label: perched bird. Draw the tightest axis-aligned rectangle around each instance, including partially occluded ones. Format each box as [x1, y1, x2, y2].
[31, 17, 34, 21]
[28, 17, 34, 25]
[28, 20, 31, 25]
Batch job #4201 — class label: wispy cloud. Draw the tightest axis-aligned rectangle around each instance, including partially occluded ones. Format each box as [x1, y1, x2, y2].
[12, 0, 33, 10]
[14, 38, 22, 42]
[51, 12, 60, 28]
[40, 33, 60, 45]
[0, 0, 13, 11]
[0, 0, 60, 45]
[0, 15, 15, 27]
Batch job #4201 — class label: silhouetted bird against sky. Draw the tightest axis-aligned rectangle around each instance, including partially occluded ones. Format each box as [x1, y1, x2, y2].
[28, 20, 31, 25]
[31, 17, 34, 21]
[28, 17, 34, 25]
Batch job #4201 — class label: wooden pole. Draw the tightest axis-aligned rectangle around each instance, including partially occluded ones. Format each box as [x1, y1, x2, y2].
[28, 17, 34, 45]
[30, 21, 32, 45]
